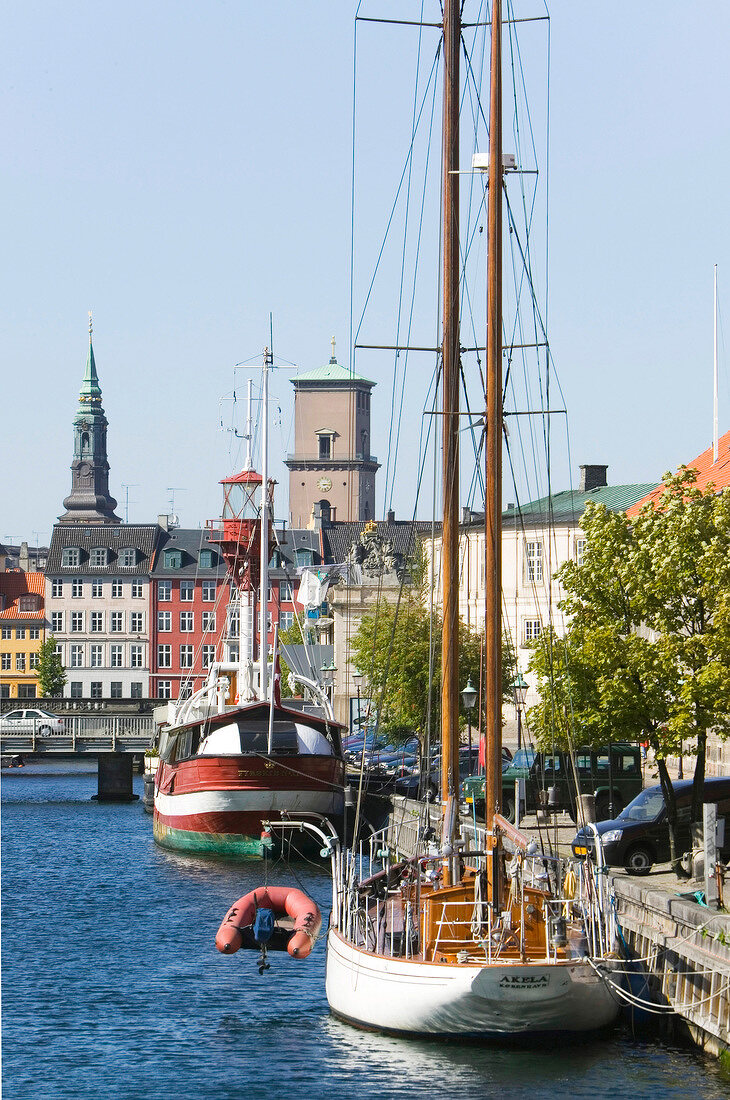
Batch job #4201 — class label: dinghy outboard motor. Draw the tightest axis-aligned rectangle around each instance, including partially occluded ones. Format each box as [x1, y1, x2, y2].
[253, 906, 275, 975]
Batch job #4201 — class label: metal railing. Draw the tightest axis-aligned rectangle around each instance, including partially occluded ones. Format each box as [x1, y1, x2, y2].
[0, 715, 154, 754]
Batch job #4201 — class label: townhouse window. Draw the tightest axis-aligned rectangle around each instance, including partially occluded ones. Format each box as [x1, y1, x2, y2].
[202, 581, 216, 602]
[202, 612, 216, 633]
[29, 628, 40, 640]
[524, 619, 542, 644]
[70, 682, 83, 698]
[228, 610, 239, 638]
[18, 685, 36, 699]
[131, 580, 143, 598]
[51, 612, 64, 632]
[16, 628, 26, 640]
[111, 579, 123, 598]
[1, 627, 11, 640]
[157, 611, 172, 632]
[180, 644, 194, 668]
[110, 682, 123, 699]
[318, 434, 331, 459]
[157, 680, 172, 699]
[118, 548, 137, 568]
[295, 548, 313, 567]
[157, 645, 172, 668]
[70, 645, 84, 668]
[199, 550, 215, 569]
[180, 611, 194, 632]
[90, 548, 108, 567]
[180, 581, 194, 602]
[575, 538, 586, 567]
[19, 595, 40, 612]
[15, 653, 26, 671]
[280, 611, 295, 631]
[525, 540, 543, 583]
[54, 644, 63, 659]
[280, 582, 295, 602]
[71, 579, 83, 598]
[90, 645, 104, 667]
[130, 612, 144, 633]
[51, 579, 63, 597]
[202, 644, 216, 669]
[1, 653, 11, 670]
[62, 548, 81, 567]
[90, 612, 104, 633]
[71, 612, 84, 632]
[110, 645, 123, 668]
[90, 682, 103, 699]
[130, 644, 143, 668]
[163, 550, 182, 569]
[130, 682, 142, 699]
[91, 581, 103, 598]
[157, 580, 172, 602]
[29, 652, 40, 669]
[110, 612, 124, 633]
[179, 682, 193, 700]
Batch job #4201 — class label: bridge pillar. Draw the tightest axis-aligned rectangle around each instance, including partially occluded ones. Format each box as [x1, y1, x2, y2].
[94, 753, 139, 802]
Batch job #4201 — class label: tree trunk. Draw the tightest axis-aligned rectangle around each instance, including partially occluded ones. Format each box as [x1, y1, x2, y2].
[656, 755, 688, 878]
[690, 729, 707, 826]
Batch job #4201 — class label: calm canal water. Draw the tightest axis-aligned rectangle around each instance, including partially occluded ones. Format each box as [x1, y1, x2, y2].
[2, 762, 728, 1100]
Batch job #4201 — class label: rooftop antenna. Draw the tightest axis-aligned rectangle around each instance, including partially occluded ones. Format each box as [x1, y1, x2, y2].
[243, 378, 253, 470]
[713, 264, 719, 463]
[121, 483, 139, 524]
[166, 487, 186, 525]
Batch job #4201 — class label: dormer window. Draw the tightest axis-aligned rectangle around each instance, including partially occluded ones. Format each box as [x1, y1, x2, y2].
[199, 549, 215, 569]
[90, 548, 109, 568]
[295, 548, 314, 567]
[62, 547, 82, 568]
[118, 547, 138, 568]
[19, 594, 41, 613]
[163, 549, 183, 569]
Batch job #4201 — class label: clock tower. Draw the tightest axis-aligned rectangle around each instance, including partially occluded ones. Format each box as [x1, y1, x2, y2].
[59, 319, 121, 525]
[286, 340, 380, 527]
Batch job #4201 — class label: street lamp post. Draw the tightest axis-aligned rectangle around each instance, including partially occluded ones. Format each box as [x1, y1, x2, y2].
[352, 668, 363, 736]
[511, 673, 528, 752]
[461, 677, 478, 774]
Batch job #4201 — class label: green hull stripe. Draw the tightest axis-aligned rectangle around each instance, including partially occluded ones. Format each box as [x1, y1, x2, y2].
[153, 820, 268, 858]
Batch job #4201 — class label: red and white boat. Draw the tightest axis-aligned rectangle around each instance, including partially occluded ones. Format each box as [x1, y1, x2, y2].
[153, 352, 345, 857]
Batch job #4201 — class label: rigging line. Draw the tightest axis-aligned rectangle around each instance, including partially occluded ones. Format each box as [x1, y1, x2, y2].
[385, 1, 429, 511]
[353, 43, 442, 347]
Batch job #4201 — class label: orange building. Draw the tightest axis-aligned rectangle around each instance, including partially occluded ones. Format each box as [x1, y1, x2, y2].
[0, 572, 47, 700]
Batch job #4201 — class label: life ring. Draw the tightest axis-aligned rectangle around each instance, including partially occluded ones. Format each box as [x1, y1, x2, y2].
[215, 886, 322, 959]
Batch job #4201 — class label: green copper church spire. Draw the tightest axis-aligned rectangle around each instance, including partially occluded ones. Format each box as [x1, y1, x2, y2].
[60, 315, 120, 524]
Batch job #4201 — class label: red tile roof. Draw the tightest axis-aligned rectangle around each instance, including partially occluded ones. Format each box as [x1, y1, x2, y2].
[626, 430, 730, 518]
[0, 571, 46, 619]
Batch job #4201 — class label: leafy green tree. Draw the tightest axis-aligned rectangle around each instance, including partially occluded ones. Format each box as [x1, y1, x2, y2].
[36, 635, 67, 697]
[349, 588, 515, 746]
[529, 468, 730, 868]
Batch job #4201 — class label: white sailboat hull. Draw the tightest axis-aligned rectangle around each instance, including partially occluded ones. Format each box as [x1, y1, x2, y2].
[326, 928, 619, 1037]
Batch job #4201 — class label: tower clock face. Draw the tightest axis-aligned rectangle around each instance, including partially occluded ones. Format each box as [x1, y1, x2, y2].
[317, 476, 332, 493]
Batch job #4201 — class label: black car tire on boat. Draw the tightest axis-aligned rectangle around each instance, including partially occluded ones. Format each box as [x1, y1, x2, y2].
[623, 843, 654, 876]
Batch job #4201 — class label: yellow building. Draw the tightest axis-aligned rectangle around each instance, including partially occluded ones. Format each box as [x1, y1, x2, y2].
[0, 572, 46, 700]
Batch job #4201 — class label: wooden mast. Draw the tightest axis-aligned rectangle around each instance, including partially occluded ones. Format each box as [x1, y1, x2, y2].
[484, 0, 503, 910]
[440, 0, 461, 882]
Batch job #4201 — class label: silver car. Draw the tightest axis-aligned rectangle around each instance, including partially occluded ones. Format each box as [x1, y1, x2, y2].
[0, 708, 64, 735]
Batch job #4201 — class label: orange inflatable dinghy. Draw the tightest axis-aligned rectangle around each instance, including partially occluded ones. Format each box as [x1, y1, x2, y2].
[215, 886, 321, 959]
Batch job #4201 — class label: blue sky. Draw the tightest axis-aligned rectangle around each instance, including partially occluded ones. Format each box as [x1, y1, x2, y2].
[2, 1, 729, 544]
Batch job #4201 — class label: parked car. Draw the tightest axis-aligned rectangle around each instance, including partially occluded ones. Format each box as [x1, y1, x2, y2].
[572, 777, 730, 875]
[0, 708, 64, 735]
[463, 743, 643, 824]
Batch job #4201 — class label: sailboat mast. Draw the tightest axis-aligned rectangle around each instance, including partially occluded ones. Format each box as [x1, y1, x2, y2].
[714, 264, 719, 463]
[484, 0, 503, 908]
[440, 0, 461, 877]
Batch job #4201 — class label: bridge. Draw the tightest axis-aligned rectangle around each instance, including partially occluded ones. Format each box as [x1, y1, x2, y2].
[1, 715, 155, 801]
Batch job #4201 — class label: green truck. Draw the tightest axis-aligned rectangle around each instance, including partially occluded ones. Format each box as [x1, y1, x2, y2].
[463, 743, 643, 823]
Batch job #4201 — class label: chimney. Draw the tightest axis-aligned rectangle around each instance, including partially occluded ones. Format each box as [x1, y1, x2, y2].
[579, 465, 608, 492]
[157, 514, 169, 532]
[19, 541, 29, 572]
[387, 509, 395, 524]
